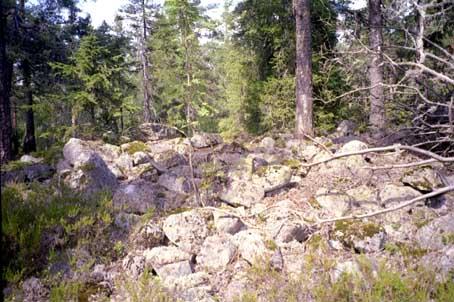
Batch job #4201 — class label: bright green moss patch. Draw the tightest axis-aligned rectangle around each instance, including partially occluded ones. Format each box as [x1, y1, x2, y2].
[124, 141, 150, 155]
[282, 158, 301, 170]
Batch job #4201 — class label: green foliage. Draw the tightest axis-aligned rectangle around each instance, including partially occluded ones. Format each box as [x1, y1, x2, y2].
[1, 183, 116, 283]
[118, 270, 173, 302]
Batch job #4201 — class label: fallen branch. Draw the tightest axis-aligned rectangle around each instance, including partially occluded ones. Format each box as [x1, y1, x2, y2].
[314, 185, 454, 225]
[366, 159, 438, 170]
[302, 144, 454, 168]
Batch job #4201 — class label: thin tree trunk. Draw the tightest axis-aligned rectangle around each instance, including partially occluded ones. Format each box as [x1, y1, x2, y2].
[294, 0, 314, 138]
[368, 0, 385, 136]
[22, 59, 36, 153]
[141, 0, 153, 123]
[71, 107, 78, 138]
[0, 0, 12, 164]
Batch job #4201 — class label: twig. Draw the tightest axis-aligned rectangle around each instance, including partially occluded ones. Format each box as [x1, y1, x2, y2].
[314, 186, 454, 225]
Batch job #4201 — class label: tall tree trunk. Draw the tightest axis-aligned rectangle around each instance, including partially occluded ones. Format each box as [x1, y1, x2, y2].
[141, 0, 153, 123]
[0, 2, 11, 300]
[368, 0, 385, 136]
[11, 97, 20, 156]
[294, 0, 314, 138]
[0, 1, 12, 164]
[22, 59, 36, 153]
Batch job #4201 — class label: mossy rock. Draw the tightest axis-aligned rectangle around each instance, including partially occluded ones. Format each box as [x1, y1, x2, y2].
[334, 221, 383, 248]
[123, 141, 150, 155]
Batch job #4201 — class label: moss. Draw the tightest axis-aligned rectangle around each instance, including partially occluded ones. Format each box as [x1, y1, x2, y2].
[307, 196, 322, 209]
[1, 160, 31, 172]
[124, 141, 149, 155]
[442, 233, 454, 245]
[265, 239, 278, 251]
[282, 158, 301, 170]
[164, 207, 192, 216]
[334, 221, 382, 249]
[384, 242, 428, 259]
[79, 162, 96, 172]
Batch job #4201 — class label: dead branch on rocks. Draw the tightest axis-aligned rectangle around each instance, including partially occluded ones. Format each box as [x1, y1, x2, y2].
[314, 185, 454, 225]
[302, 144, 454, 168]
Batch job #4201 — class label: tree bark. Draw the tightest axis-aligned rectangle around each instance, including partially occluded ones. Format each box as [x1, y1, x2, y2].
[0, 0, 12, 164]
[294, 0, 314, 138]
[368, 0, 385, 136]
[22, 59, 37, 153]
[141, 0, 153, 123]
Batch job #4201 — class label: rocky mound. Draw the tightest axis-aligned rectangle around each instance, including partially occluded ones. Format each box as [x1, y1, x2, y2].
[4, 131, 454, 302]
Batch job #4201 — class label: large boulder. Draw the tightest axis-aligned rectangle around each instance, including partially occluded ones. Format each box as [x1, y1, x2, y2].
[163, 210, 209, 254]
[197, 234, 237, 272]
[220, 164, 292, 207]
[113, 180, 164, 214]
[59, 138, 118, 195]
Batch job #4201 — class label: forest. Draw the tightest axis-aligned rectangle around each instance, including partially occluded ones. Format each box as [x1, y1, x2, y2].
[0, 0, 453, 301]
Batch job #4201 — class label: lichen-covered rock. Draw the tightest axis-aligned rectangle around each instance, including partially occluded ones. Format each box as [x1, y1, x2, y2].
[379, 184, 422, 207]
[158, 172, 192, 194]
[22, 277, 48, 302]
[143, 246, 193, 280]
[421, 245, 454, 280]
[252, 165, 292, 192]
[315, 188, 351, 217]
[197, 234, 237, 272]
[346, 185, 378, 209]
[220, 164, 292, 207]
[220, 181, 265, 207]
[62, 153, 117, 195]
[113, 180, 164, 214]
[280, 241, 305, 276]
[133, 222, 165, 249]
[122, 254, 145, 279]
[233, 230, 271, 263]
[190, 133, 222, 148]
[416, 213, 454, 250]
[401, 167, 444, 192]
[332, 260, 361, 282]
[163, 210, 209, 254]
[213, 210, 245, 234]
[135, 123, 180, 142]
[334, 221, 386, 253]
[153, 149, 187, 169]
[164, 272, 213, 302]
[339, 140, 368, 153]
[273, 222, 309, 244]
[260, 137, 275, 150]
[132, 151, 151, 166]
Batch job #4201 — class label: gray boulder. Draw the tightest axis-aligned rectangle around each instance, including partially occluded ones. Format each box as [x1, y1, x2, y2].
[416, 213, 454, 250]
[401, 167, 444, 192]
[113, 180, 164, 214]
[197, 234, 237, 272]
[190, 133, 222, 148]
[158, 172, 192, 194]
[163, 210, 209, 254]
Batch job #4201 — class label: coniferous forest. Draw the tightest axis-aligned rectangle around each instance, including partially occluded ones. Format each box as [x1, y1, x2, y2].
[0, 0, 453, 301]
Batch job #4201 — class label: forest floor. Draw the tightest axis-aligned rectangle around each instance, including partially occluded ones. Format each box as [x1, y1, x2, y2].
[2, 125, 454, 302]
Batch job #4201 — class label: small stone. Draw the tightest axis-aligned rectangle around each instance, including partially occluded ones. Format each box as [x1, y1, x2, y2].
[260, 137, 275, 150]
[132, 151, 151, 166]
[213, 210, 245, 235]
[20, 154, 43, 164]
[315, 188, 351, 217]
[190, 133, 222, 148]
[379, 184, 422, 207]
